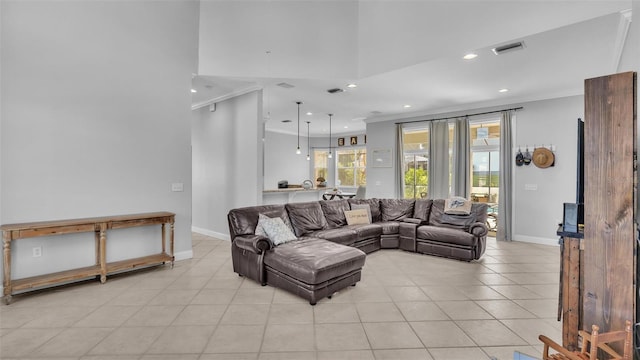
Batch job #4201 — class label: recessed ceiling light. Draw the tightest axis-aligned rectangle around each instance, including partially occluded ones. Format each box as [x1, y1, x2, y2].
[403, 104, 412, 108]
[499, 88, 509, 93]
[191, 89, 197, 93]
[306, 112, 313, 116]
[347, 83, 357, 88]
[463, 53, 478, 60]
[344, 126, 349, 129]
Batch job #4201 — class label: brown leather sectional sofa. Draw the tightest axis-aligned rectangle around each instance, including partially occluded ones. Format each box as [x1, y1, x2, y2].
[227, 198, 488, 305]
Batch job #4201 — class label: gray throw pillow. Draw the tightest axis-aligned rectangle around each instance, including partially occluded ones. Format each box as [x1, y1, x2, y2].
[260, 216, 297, 245]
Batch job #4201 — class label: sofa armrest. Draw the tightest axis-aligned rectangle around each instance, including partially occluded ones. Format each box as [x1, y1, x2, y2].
[469, 222, 488, 237]
[402, 217, 427, 225]
[234, 235, 272, 254]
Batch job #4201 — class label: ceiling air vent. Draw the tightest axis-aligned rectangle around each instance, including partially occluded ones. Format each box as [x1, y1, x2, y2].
[277, 82, 295, 89]
[281, 119, 292, 123]
[327, 88, 345, 94]
[370, 111, 383, 115]
[492, 41, 525, 55]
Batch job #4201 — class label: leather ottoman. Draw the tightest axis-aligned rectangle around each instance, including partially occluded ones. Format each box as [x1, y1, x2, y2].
[263, 237, 366, 305]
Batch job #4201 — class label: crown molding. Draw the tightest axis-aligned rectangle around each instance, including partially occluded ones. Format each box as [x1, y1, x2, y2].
[191, 85, 263, 111]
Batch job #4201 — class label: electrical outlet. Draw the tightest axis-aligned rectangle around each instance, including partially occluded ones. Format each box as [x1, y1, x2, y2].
[32, 246, 42, 258]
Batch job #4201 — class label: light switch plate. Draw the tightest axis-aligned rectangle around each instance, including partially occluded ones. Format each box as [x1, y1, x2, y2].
[524, 184, 537, 191]
[171, 183, 184, 192]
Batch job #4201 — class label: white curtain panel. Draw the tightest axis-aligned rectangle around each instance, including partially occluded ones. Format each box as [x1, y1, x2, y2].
[451, 117, 470, 198]
[498, 111, 514, 241]
[428, 120, 450, 199]
[395, 124, 405, 199]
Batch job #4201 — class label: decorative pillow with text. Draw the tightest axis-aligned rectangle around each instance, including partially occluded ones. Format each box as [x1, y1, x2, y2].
[344, 208, 371, 225]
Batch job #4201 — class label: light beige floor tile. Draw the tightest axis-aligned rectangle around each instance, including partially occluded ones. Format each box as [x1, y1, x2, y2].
[435, 301, 493, 320]
[167, 276, 211, 290]
[410, 321, 475, 348]
[22, 306, 96, 328]
[204, 325, 264, 353]
[220, 304, 270, 325]
[362, 322, 423, 349]
[490, 285, 545, 300]
[258, 352, 317, 360]
[32, 327, 113, 357]
[123, 305, 184, 326]
[501, 319, 562, 345]
[317, 350, 375, 360]
[0, 328, 64, 357]
[420, 286, 470, 301]
[199, 354, 258, 360]
[356, 302, 404, 322]
[314, 302, 361, 323]
[74, 305, 142, 327]
[348, 286, 392, 303]
[268, 303, 313, 324]
[190, 289, 237, 304]
[315, 323, 370, 351]
[140, 355, 199, 360]
[108, 289, 163, 306]
[475, 300, 536, 319]
[502, 272, 559, 285]
[373, 348, 434, 360]
[80, 355, 141, 360]
[232, 287, 276, 304]
[522, 284, 560, 299]
[272, 289, 310, 304]
[89, 326, 165, 355]
[375, 274, 417, 286]
[456, 319, 528, 346]
[455, 285, 506, 300]
[147, 289, 199, 305]
[172, 304, 227, 325]
[385, 286, 429, 302]
[512, 299, 558, 318]
[428, 346, 492, 360]
[147, 325, 215, 354]
[395, 301, 449, 321]
[261, 324, 316, 352]
[0, 307, 44, 328]
[204, 276, 244, 290]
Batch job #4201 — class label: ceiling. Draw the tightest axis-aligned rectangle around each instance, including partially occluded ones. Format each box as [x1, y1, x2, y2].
[191, 1, 632, 136]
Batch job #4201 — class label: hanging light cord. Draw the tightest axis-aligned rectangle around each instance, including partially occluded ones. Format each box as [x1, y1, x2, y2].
[328, 114, 333, 158]
[296, 101, 302, 154]
[306, 121, 311, 160]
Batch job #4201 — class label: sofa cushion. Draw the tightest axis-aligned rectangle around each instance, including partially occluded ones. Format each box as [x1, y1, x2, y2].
[228, 204, 289, 238]
[429, 199, 487, 231]
[264, 238, 366, 285]
[417, 225, 476, 247]
[320, 199, 350, 228]
[377, 221, 400, 235]
[413, 199, 433, 221]
[346, 223, 382, 240]
[349, 198, 382, 222]
[380, 199, 415, 221]
[286, 201, 329, 237]
[310, 228, 358, 246]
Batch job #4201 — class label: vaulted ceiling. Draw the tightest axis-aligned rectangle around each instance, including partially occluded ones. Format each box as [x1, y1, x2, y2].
[192, 1, 633, 136]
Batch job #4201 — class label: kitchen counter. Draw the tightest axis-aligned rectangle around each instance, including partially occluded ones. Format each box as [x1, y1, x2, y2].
[262, 188, 326, 204]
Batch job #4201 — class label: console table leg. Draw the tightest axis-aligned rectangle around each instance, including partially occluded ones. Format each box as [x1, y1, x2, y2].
[170, 222, 175, 268]
[99, 227, 107, 283]
[3, 232, 12, 305]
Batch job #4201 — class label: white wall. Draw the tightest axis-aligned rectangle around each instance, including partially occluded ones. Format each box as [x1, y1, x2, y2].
[366, 95, 583, 245]
[1, 1, 198, 279]
[191, 91, 263, 239]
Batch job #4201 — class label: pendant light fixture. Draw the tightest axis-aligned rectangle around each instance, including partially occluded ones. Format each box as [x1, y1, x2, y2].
[296, 101, 302, 154]
[328, 113, 333, 159]
[306, 121, 311, 161]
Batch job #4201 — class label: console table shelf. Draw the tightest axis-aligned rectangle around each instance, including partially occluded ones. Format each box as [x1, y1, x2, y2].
[2, 212, 175, 304]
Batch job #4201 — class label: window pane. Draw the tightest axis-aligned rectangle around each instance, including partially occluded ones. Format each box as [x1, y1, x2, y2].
[335, 149, 366, 187]
[338, 168, 354, 186]
[402, 128, 429, 199]
[314, 150, 328, 183]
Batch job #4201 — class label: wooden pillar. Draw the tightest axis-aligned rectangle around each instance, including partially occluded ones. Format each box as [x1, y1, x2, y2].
[583, 72, 636, 354]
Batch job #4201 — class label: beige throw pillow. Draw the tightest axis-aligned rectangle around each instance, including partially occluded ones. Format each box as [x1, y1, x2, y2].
[344, 208, 371, 225]
[444, 197, 472, 215]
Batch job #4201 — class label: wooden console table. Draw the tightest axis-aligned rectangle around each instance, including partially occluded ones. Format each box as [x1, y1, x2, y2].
[2, 212, 175, 304]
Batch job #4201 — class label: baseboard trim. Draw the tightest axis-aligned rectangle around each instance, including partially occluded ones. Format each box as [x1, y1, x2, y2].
[174, 250, 193, 262]
[513, 234, 559, 246]
[191, 226, 230, 241]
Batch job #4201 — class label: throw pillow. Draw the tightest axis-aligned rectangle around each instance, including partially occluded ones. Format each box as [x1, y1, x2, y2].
[260, 216, 298, 246]
[444, 197, 472, 215]
[255, 213, 294, 237]
[350, 203, 372, 223]
[344, 208, 370, 225]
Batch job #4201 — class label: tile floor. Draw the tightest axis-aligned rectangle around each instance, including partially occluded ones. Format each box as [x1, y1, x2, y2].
[0, 234, 562, 360]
